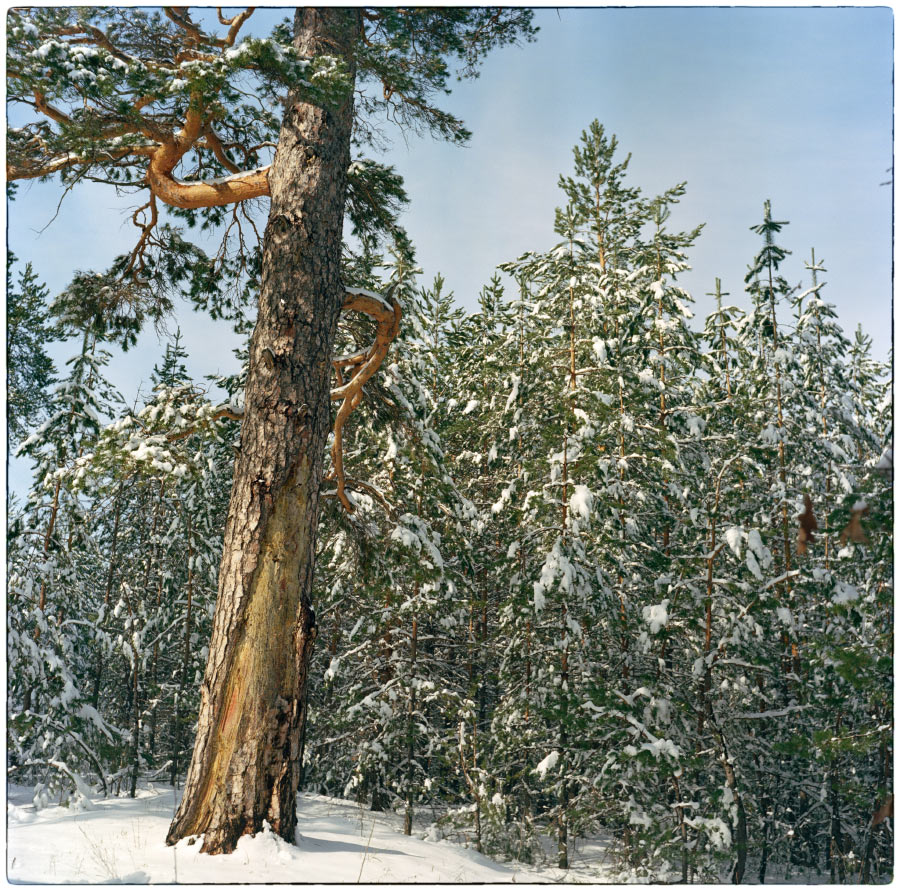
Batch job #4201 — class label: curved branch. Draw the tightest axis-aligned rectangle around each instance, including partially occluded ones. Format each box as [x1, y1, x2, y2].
[330, 291, 401, 401]
[163, 7, 207, 43]
[328, 288, 402, 512]
[124, 193, 159, 277]
[146, 159, 271, 208]
[165, 6, 254, 49]
[18, 88, 270, 206]
[145, 98, 271, 208]
[321, 477, 396, 520]
[83, 24, 140, 66]
[223, 7, 255, 48]
[8, 152, 82, 180]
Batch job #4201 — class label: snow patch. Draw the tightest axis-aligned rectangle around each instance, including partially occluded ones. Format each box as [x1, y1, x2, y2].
[534, 750, 559, 778]
[833, 581, 859, 605]
[724, 526, 742, 558]
[643, 600, 669, 634]
[569, 484, 594, 521]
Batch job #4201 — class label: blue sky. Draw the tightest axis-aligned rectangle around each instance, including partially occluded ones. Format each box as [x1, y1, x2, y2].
[386, 7, 892, 344]
[7, 5, 893, 492]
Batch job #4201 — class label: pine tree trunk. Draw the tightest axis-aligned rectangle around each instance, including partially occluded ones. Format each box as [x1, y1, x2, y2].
[829, 725, 846, 884]
[404, 610, 418, 836]
[166, 7, 359, 855]
[130, 653, 141, 798]
[719, 750, 747, 883]
[758, 791, 771, 884]
[91, 479, 126, 708]
[171, 512, 195, 786]
[558, 765, 569, 869]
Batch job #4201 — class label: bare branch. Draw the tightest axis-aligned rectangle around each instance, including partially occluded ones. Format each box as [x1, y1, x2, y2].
[163, 7, 207, 43]
[321, 477, 396, 520]
[164, 6, 254, 49]
[124, 193, 159, 277]
[165, 406, 244, 442]
[203, 126, 242, 174]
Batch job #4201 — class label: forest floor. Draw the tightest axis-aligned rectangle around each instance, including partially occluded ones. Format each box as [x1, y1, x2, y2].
[7, 783, 622, 883]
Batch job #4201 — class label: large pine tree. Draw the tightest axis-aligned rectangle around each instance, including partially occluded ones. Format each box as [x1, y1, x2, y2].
[8, 6, 536, 852]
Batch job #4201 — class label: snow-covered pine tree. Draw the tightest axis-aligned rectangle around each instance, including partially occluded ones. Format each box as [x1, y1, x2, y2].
[786, 283, 894, 880]
[434, 272, 538, 857]
[306, 256, 473, 837]
[8, 326, 124, 803]
[6, 255, 56, 448]
[484, 122, 706, 872]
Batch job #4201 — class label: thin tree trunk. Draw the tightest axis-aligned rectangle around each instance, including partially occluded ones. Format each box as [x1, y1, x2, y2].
[558, 722, 569, 870]
[125, 484, 165, 798]
[712, 722, 747, 884]
[130, 644, 140, 798]
[655, 242, 671, 553]
[404, 608, 418, 836]
[37, 479, 62, 615]
[171, 511, 195, 786]
[698, 512, 716, 736]
[758, 792, 771, 884]
[829, 715, 846, 883]
[146, 481, 168, 763]
[615, 317, 629, 671]
[555, 262, 576, 871]
[766, 261, 795, 684]
[91, 479, 127, 708]
[714, 279, 732, 399]
[167, 7, 358, 854]
[296, 671, 312, 791]
[148, 564, 165, 765]
[671, 774, 689, 882]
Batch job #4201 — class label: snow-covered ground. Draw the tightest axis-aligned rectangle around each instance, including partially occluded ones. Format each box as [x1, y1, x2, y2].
[7, 784, 620, 883]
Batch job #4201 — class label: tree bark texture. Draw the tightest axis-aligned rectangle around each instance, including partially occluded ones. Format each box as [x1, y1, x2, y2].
[167, 7, 360, 854]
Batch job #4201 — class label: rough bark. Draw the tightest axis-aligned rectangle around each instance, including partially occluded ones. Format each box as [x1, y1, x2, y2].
[166, 7, 360, 855]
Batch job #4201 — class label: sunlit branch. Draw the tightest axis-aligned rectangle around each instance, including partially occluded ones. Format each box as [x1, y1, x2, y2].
[327, 289, 402, 513]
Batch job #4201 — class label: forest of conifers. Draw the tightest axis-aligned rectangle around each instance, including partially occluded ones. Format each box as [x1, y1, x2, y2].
[9, 117, 892, 882]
